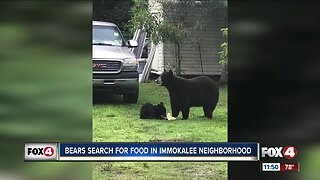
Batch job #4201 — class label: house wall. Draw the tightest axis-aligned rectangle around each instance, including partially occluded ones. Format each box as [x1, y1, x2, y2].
[150, 43, 165, 74]
[148, 0, 164, 74]
[148, 0, 227, 76]
[162, 2, 227, 76]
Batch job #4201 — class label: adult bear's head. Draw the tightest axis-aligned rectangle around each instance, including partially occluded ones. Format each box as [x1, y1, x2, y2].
[155, 69, 174, 88]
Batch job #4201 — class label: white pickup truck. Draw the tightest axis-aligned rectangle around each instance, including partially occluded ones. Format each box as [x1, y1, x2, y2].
[92, 21, 139, 103]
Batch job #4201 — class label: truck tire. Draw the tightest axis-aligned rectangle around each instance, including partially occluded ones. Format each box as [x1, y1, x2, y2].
[123, 87, 139, 104]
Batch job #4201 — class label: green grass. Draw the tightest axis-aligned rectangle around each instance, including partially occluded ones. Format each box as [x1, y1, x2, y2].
[93, 82, 228, 180]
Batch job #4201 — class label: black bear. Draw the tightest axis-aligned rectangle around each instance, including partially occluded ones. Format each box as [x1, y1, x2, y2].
[156, 70, 219, 120]
[140, 102, 167, 119]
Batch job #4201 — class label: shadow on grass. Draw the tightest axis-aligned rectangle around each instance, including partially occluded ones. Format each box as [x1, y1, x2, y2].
[93, 93, 123, 104]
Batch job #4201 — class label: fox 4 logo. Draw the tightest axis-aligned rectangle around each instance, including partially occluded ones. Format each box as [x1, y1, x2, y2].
[28, 147, 54, 157]
[261, 146, 297, 159]
[25, 143, 57, 161]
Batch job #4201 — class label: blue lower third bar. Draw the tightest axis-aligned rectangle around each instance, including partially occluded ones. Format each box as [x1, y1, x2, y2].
[59, 142, 259, 161]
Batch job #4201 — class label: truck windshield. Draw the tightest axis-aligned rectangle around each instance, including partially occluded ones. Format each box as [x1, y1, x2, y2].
[93, 25, 125, 47]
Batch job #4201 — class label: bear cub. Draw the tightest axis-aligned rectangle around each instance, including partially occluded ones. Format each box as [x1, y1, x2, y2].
[156, 70, 219, 120]
[140, 102, 167, 120]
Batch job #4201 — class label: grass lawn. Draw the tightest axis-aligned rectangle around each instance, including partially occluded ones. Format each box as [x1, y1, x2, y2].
[93, 82, 228, 180]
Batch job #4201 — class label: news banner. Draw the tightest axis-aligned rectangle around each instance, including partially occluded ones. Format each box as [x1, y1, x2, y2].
[24, 142, 299, 172]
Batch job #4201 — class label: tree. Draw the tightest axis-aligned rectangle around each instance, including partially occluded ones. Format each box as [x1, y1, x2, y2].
[130, 0, 227, 76]
[129, 0, 190, 75]
[93, 0, 133, 39]
[218, 28, 228, 84]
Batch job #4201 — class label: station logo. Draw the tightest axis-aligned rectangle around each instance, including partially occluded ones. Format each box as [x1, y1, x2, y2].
[25, 143, 58, 161]
[261, 146, 297, 159]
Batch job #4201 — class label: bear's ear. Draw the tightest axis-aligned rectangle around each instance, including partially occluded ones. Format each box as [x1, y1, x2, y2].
[169, 69, 173, 76]
[160, 102, 164, 106]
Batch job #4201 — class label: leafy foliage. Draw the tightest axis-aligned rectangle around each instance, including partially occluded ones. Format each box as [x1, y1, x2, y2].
[129, 0, 227, 75]
[219, 28, 228, 68]
[93, 0, 133, 39]
[129, 0, 163, 43]
[129, 0, 192, 44]
[159, 23, 190, 75]
[130, 0, 227, 75]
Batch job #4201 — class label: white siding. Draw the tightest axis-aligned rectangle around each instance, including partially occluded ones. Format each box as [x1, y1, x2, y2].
[149, 0, 227, 76]
[149, 0, 164, 74]
[151, 42, 164, 74]
[149, 0, 227, 75]
[164, 5, 227, 76]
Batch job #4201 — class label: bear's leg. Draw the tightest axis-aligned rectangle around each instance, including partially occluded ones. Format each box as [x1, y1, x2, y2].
[170, 98, 180, 117]
[203, 106, 213, 119]
[172, 106, 180, 117]
[181, 106, 190, 120]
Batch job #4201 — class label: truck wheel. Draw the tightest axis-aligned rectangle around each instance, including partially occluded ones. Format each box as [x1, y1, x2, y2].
[123, 88, 139, 104]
